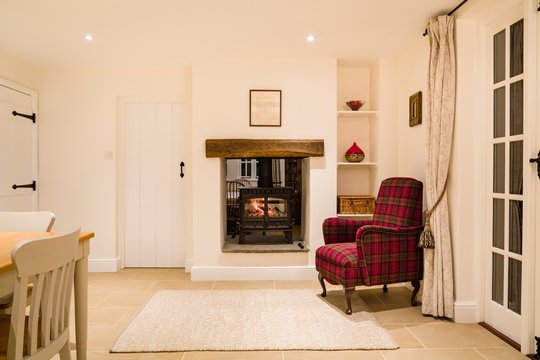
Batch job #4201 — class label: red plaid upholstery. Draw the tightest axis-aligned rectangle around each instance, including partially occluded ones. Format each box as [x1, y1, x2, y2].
[372, 177, 423, 227]
[356, 225, 423, 286]
[316, 177, 423, 291]
[322, 217, 372, 244]
[315, 243, 367, 287]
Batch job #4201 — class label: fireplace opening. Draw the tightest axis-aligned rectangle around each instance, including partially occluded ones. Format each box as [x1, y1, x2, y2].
[225, 158, 302, 247]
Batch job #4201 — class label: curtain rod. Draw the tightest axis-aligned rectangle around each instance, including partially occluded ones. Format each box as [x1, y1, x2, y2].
[422, 0, 469, 36]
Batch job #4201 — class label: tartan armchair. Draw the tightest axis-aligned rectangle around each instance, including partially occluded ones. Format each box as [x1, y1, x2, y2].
[315, 177, 424, 315]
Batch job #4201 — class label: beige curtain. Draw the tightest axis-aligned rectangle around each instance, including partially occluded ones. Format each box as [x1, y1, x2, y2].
[422, 15, 455, 318]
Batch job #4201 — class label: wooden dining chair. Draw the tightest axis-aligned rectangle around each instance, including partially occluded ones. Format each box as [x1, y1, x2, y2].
[0, 212, 56, 232]
[0, 228, 80, 360]
[0, 211, 56, 312]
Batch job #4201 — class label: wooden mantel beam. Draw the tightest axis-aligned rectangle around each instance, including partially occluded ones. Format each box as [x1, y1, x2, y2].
[205, 139, 324, 158]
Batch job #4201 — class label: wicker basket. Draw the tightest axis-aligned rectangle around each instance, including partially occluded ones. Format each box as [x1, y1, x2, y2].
[337, 195, 375, 214]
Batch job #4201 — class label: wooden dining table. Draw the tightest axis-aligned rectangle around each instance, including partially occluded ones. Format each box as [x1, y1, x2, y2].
[0, 231, 94, 360]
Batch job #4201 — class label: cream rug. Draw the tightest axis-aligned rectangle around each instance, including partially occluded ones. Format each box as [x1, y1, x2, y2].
[110, 289, 397, 352]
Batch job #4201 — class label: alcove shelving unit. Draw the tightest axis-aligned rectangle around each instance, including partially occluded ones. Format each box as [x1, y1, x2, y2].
[336, 63, 378, 218]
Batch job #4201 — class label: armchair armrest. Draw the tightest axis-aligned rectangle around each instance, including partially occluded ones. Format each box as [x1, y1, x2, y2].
[322, 217, 372, 244]
[357, 225, 424, 241]
[355, 225, 424, 286]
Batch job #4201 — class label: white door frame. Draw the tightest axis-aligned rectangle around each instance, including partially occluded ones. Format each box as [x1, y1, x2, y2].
[116, 96, 188, 269]
[0, 78, 38, 210]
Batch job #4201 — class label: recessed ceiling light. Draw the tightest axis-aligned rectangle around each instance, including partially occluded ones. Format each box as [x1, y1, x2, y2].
[84, 34, 94, 41]
[306, 34, 316, 43]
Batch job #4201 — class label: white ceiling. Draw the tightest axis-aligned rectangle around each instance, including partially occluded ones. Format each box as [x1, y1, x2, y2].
[0, 0, 460, 69]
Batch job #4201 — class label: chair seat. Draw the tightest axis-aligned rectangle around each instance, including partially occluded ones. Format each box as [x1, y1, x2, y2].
[315, 243, 362, 288]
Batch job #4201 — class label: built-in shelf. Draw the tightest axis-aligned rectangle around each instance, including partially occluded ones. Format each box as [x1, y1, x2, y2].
[337, 110, 378, 116]
[337, 213, 373, 218]
[337, 162, 377, 167]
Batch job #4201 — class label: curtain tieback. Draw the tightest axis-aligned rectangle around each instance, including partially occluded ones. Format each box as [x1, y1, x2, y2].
[418, 179, 448, 249]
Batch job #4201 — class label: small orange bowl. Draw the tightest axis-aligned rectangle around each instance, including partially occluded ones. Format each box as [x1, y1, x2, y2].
[346, 100, 365, 111]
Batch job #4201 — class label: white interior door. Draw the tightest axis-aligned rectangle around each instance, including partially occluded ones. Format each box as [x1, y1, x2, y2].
[0, 79, 38, 211]
[121, 99, 187, 267]
[484, 5, 533, 346]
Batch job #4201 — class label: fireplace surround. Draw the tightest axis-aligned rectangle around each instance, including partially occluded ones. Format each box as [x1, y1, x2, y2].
[206, 138, 324, 248]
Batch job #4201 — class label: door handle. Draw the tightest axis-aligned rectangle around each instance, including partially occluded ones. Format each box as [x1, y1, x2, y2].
[530, 150, 540, 179]
[180, 162, 185, 178]
[12, 181, 36, 191]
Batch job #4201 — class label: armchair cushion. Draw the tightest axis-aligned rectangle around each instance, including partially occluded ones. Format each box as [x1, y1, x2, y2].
[315, 243, 366, 288]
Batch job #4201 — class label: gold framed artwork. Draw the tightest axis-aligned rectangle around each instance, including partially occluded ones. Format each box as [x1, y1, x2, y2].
[409, 91, 422, 127]
[250, 90, 281, 127]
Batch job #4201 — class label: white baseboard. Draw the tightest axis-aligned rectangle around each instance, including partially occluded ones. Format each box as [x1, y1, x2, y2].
[88, 257, 121, 272]
[454, 301, 478, 323]
[190, 265, 318, 281]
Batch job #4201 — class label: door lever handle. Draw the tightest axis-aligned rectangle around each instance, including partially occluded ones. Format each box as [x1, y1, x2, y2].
[180, 162, 185, 178]
[530, 150, 540, 179]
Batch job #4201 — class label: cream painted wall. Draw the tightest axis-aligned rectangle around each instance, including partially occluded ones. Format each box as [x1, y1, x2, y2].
[0, 51, 38, 90]
[36, 66, 190, 267]
[191, 58, 337, 276]
[395, 39, 428, 182]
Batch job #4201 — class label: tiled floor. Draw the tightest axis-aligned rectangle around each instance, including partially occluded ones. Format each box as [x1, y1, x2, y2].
[71, 268, 528, 360]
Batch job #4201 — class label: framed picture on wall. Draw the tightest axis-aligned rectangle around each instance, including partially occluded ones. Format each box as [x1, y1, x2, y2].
[409, 91, 422, 127]
[250, 90, 281, 127]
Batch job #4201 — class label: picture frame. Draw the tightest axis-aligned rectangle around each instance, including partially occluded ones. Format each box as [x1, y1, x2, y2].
[409, 91, 422, 127]
[250, 90, 281, 127]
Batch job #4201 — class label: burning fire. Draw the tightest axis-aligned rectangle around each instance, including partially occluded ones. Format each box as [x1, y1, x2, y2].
[246, 198, 286, 218]
[247, 199, 265, 217]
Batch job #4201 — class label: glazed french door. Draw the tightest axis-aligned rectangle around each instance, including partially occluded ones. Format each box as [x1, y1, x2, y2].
[485, 6, 529, 345]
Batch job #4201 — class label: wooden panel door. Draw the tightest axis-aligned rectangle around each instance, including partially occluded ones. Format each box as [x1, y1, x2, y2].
[0, 79, 37, 211]
[121, 99, 187, 267]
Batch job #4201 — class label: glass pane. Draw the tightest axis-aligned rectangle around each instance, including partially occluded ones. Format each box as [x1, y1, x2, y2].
[268, 198, 287, 218]
[510, 141, 523, 195]
[510, 80, 523, 136]
[492, 198, 504, 249]
[510, 19, 524, 77]
[494, 29, 506, 83]
[492, 253, 504, 305]
[508, 258, 522, 314]
[245, 198, 265, 218]
[509, 200, 523, 255]
[493, 87, 505, 138]
[493, 143, 505, 193]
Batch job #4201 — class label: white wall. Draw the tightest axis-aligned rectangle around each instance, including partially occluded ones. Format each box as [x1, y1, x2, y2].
[36, 65, 190, 269]
[395, 39, 428, 182]
[191, 58, 337, 279]
[0, 51, 39, 90]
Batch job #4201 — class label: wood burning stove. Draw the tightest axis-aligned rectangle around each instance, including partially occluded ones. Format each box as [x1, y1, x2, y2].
[238, 186, 294, 244]
[237, 158, 294, 244]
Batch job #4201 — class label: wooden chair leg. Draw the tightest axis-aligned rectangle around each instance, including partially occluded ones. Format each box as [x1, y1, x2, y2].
[318, 273, 327, 297]
[344, 286, 355, 315]
[411, 280, 420, 306]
